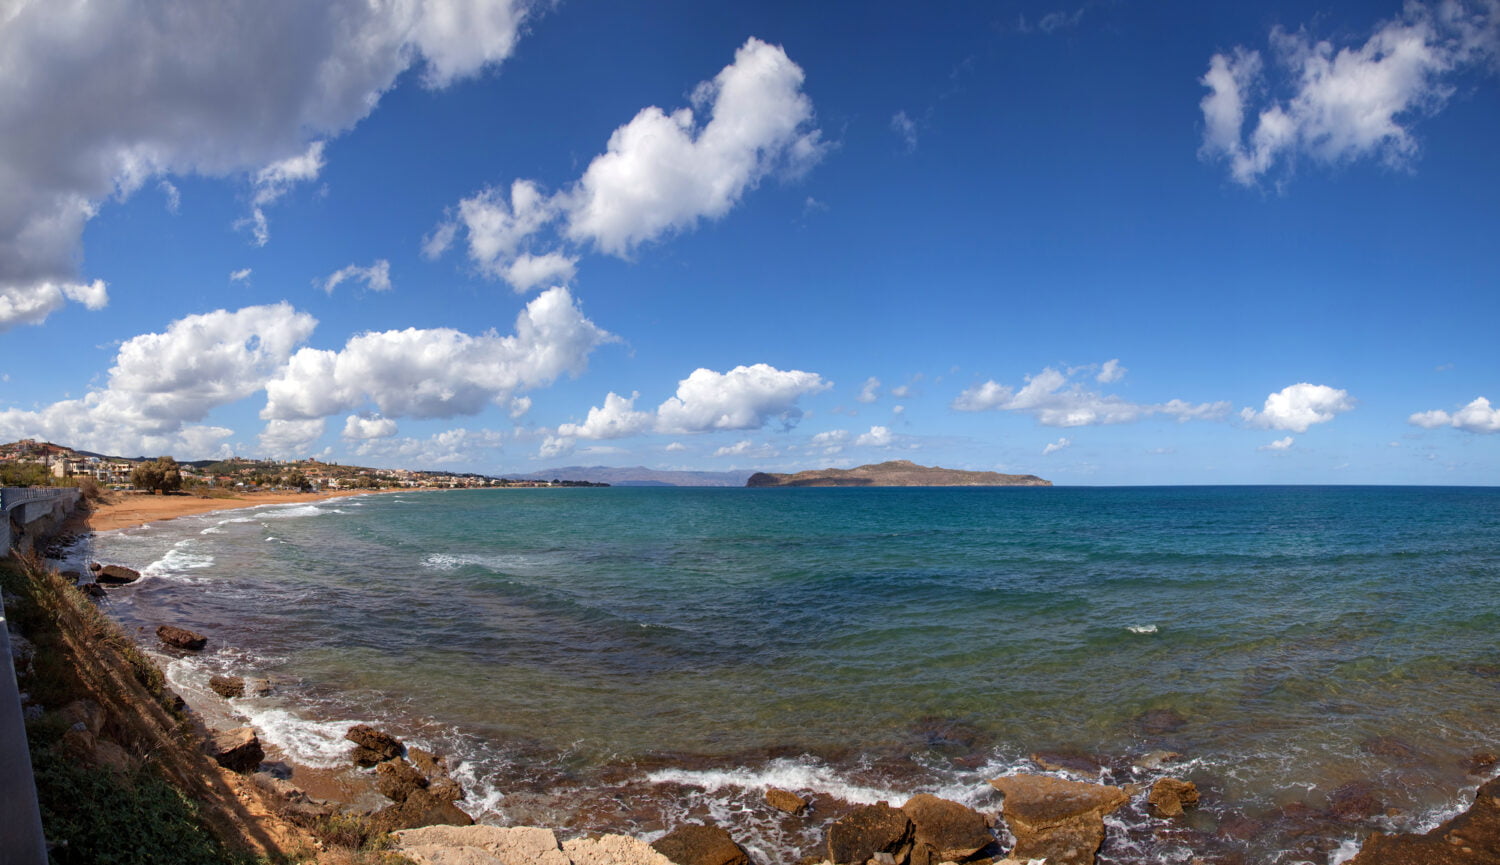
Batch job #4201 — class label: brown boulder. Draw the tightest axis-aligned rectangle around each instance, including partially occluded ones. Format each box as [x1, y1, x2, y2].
[1346, 775, 1500, 864]
[95, 564, 141, 585]
[77, 582, 107, 598]
[345, 723, 403, 765]
[376, 757, 429, 804]
[1148, 778, 1200, 818]
[901, 793, 993, 861]
[156, 624, 207, 650]
[766, 787, 808, 815]
[988, 774, 1129, 865]
[209, 675, 245, 699]
[827, 801, 915, 865]
[207, 726, 264, 773]
[370, 788, 473, 833]
[651, 823, 751, 865]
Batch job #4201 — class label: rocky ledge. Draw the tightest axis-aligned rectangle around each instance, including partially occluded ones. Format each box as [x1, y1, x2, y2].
[747, 460, 1051, 488]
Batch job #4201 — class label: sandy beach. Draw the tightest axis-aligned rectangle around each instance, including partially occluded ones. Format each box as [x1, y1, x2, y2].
[81, 488, 392, 533]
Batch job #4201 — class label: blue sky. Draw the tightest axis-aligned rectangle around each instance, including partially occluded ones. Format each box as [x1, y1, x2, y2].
[1, 0, 1497, 484]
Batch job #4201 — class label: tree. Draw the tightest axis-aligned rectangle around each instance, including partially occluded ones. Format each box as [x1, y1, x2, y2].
[131, 457, 182, 494]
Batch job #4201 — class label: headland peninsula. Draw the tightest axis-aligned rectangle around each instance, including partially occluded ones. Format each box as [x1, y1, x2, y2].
[746, 459, 1052, 488]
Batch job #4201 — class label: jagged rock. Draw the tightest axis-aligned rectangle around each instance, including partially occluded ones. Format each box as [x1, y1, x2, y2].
[88, 562, 102, 572]
[1148, 778, 1200, 818]
[1345, 775, 1500, 864]
[346, 723, 404, 765]
[244, 677, 272, 696]
[95, 564, 141, 585]
[562, 834, 674, 864]
[61, 570, 82, 582]
[988, 774, 1129, 865]
[156, 624, 207, 650]
[394, 825, 573, 865]
[409, 747, 448, 778]
[766, 787, 809, 815]
[901, 793, 993, 861]
[251, 772, 337, 821]
[60, 699, 105, 735]
[207, 726, 264, 772]
[651, 823, 751, 865]
[209, 675, 245, 699]
[370, 788, 474, 833]
[77, 582, 107, 598]
[377, 757, 429, 804]
[827, 801, 915, 865]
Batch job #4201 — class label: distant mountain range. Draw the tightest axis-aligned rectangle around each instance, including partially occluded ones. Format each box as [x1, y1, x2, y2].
[747, 460, 1051, 488]
[505, 466, 756, 487]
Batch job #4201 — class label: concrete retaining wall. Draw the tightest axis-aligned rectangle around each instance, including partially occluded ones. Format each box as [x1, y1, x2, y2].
[2, 487, 82, 556]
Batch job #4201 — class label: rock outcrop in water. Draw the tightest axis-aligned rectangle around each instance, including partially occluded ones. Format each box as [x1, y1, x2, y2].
[988, 774, 1128, 864]
[1345, 775, 1500, 864]
[746, 460, 1051, 488]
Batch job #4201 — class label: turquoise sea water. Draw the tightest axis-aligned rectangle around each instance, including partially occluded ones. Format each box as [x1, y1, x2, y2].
[84, 486, 1500, 863]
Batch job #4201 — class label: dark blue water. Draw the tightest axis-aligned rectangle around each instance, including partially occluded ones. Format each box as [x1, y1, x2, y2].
[87, 486, 1500, 863]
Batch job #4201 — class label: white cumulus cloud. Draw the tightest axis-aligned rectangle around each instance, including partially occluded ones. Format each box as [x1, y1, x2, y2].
[1097, 358, 1126, 383]
[1259, 436, 1295, 451]
[655, 363, 830, 434]
[431, 37, 825, 290]
[952, 364, 1230, 426]
[856, 425, 894, 447]
[342, 413, 399, 440]
[857, 377, 881, 403]
[0, 302, 315, 456]
[557, 391, 653, 440]
[1043, 437, 1071, 455]
[1240, 383, 1355, 432]
[1410, 396, 1500, 432]
[1199, 1, 1499, 186]
[0, 0, 536, 330]
[262, 286, 613, 423]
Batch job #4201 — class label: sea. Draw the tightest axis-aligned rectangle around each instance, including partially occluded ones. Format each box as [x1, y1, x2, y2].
[69, 485, 1500, 864]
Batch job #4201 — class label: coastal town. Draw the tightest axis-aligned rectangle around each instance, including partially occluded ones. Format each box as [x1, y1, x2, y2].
[0, 439, 602, 492]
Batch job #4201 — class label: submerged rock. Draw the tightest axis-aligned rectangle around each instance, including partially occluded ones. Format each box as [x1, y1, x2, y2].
[1135, 708, 1188, 735]
[1328, 781, 1383, 822]
[650, 823, 751, 865]
[156, 624, 207, 650]
[901, 793, 994, 862]
[988, 773, 1129, 865]
[826, 801, 915, 865]
[1148, 778, 1200, 818]
[207, 726, 264, 773]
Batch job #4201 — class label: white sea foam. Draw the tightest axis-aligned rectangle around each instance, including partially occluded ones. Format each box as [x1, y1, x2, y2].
[1127, 624, 1158, 634]
[253, 504, 329, 520]
[238, 706, 358, 768]
[142, 541, 215, 577]
[421, 552, 539, 573]
[646, 758, 909, 807]
[1327, 840, 1363, 865]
